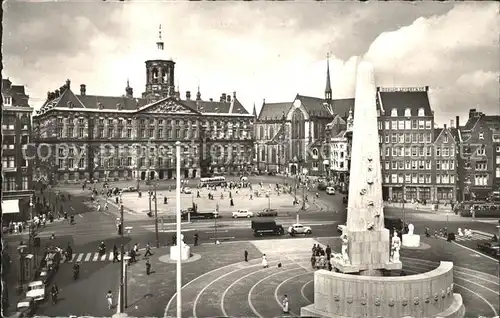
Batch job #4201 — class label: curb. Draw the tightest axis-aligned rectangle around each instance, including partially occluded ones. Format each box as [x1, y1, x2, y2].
[472, 229, 496, 237]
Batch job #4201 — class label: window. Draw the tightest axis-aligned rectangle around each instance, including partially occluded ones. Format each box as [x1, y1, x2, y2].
[392, 148, 398, 157]
[398, 120, 405, 130]
[22, 176, 28, 190]
[398, 174, 404, 184]
[108, 128, 113, 138]
[405, 174, 411, 183]
[425, 121, 432, 129]
[497, 157, 500, 165]
[384, 121, 390, 130]
[159, 129, 163, 138]
[79, 158, 85, 168]
[412, 173, 417, 184]
[418, 120, 424, 129]
[405, 120, 411, 130]
[425, 174, 431, 184]
[426, 133, 431, 143]
[418, 108, 425, 116]
[419, 133, 424, 143]
[79, 128, 84, 138]
[436, 147, 441, 156]
[404, 108, 411, 117]
[398, 161, 404, 169]
[398, 133, 404, 143]
[412, 133, 417, 143]
[425, 160, 431, 170]
[411, 161, 417, 170]
[475, 161, 487, 171]
[391, 174, 397, 183]
[477, 146, 485, 156]
[3, 177, 16, 191]
[497, 146, 500, 152]
[479, 132, 484, 140]
[127, 119, 132, 125]
[391, 134, 397, 143]
[149, 129, 154, 138]
[3, 95, 12, 105]
[391, 109, 398, 117]
[419, 174, 424, 184]
[391, 120, 398, 130]
[312, 161, 319, 169]
[405, 133, 411, 143]
[496, 167, 500, 178]
[384, 174, 390, 184]
[378, 121, 382, 130]
[6, 156, 15, 168]
[99, 128, 104, 138]
[312, 148, 319, 158]
[444, 134, 448, 143]
[108, 119, 113, 125]
[474, 174, 488, 186]
[392, 161, 397, 170]
[436, 174, 441, 184]
[58, 159, 64, 168]
[384, 161, 390, 170]
[176, 129, 180, 139]
[436, 160, 441, 170]
[384, 133, 389, 143]
[405, 160, 411, 169]
[411, 147, 417, 156]
[127, 129, 132, 138]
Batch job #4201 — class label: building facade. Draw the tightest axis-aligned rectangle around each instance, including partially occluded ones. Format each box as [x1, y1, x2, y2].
[377, 86, 440, 202]
[2, 79, 34, 220]
[459, 109, 500, 200]
[32, 30, 254, 184]
[326, 111, 352, 185]
[433, 125, 459, 202]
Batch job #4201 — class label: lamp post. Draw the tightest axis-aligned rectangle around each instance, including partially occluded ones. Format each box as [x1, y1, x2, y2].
[119, 202, 125, 314]
[148, 173, 160, 248]
[123, 255, 131, 308]
[17, 245, 27, 293]
[175, 141, 182, 318]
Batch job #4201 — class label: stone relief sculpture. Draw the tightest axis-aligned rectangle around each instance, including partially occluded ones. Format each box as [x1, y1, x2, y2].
[391, 232, 401, 263]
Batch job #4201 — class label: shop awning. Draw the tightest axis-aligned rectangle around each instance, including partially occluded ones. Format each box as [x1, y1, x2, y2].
[2, 199, 20, 214]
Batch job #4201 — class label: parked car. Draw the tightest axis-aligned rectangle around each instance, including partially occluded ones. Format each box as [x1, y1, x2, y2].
[317, 183, 327, 191]
[232, 209, 254, 218]
[288, 223, 312, 235]
[337, 217, 408, 233]
[182, 187, 192, 194]
[26, 281, 45, 302]
[181, 210, 218, 220]
[257, 208, 278, 217]
[326, 187, 336, 195]
[14, 297, 36, 317]
[477, 242, 500, 258]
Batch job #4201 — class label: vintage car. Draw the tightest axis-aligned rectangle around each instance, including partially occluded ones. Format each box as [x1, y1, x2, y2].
[287, 223, 312, 235]
[121, 186, 136, 193]
[232, 209, 254, 218]
[477, 242, 500, 258]
[257, 208, 278, 217]
[15, 298, 36, 317]
[26, 281, 45, 302]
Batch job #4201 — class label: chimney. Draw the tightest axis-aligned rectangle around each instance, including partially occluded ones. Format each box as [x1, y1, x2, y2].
[55, 89, 60, 97]
[469, 109, 477, 118]
[65, 79, 71, 89]
[126, 86, 133, 98]
[221, 93, 226, 102]
[233, 91, 236, 99]
[450, 119, 454, 128]
[456, 116, 460, 129]
[444, 124, 447, 129]
[186, 91, 191, 100]
[80, 84, 86, 96]
[425, 85, 429, 91]
[209, 98, 213, 102]
[226, 94, 231, 102]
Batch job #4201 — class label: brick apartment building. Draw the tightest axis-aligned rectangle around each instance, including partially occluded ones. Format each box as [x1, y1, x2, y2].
[2, 78, 34, 221]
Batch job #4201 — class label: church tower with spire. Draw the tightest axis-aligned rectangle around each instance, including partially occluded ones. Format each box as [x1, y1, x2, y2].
[325, 53, 332, 102]
[143, 24, 176, 103]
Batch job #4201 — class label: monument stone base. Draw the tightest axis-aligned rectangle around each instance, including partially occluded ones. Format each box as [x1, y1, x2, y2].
[169, 244, 191, 261]
[402, 234, 421, 248]
[301, 262, 465, 318]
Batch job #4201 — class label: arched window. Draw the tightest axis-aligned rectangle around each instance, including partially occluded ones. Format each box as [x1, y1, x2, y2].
[404, 108, 411, 117]
[312, 148, 319, 158]
[269, 127, 274, 139]
[259, 126, 264, 139]
[260, 149, 265, 161]
[152, 68, 159, 83]
[418, 108, 425, 116]
[391, 108, 398, 117]
[292, 109, 305, 139]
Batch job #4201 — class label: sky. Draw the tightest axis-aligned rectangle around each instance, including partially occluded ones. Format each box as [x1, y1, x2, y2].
[3, 1, 499, 126]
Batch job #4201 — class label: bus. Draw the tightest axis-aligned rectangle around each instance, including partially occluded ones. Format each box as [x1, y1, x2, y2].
[199, 176, 226, 187]
[454, 201, 500, 218]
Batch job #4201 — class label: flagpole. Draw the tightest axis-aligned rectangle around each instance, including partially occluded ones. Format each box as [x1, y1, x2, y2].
[175, 141, 182, 318]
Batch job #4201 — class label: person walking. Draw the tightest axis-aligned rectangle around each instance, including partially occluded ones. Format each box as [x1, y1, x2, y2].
[282, 294, 289, 314]
[146, 259, 151, 275]
[193, 233, 199, 246]
[106, 290, 113, 309]
[262, 254, 268, 268]
[112, 245, 119, 263]
[144, 243, 153, 257]
[244, 250, 248, 262]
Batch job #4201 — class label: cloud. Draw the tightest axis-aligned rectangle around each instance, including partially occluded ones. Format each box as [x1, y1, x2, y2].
[2, 2, 498, 125]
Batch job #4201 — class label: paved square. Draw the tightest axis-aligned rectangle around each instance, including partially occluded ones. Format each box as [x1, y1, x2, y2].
[120, 183, 304, 216]
[250, 238, 324, 256]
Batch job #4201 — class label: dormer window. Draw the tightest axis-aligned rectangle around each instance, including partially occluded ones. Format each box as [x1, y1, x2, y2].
[404, 108, 411, 117]
[67, 101, 73, 109]
[479, 132, 484, 140]
[391, 108, 398, 117]
[98, 103, 104, 110]
[3, 95, 12, 106]
[418, 108, 425, 116]
[312, 148, 319, 158]
[116, 103, 122, 110]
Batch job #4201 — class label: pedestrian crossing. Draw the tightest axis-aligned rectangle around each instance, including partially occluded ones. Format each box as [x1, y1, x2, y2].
[63, 252, 121, 263]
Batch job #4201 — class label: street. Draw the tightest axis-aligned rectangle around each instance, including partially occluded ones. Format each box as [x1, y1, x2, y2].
[5, 175, 499, 317]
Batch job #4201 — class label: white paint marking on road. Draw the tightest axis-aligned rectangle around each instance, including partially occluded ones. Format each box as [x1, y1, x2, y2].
[84, 253, 92, 262]
[103, 211, 111, 216]
[204, 230, 229, 234]
[71, 207, 75, 211]
[160, 229, 196, 233]
[76, 254, 84, 262]
[101, 253, 108, 261]
[109, 252, 114, 260]
[92, 253, 99, 262]
[208, 236, 235, 240]
[70, 254, 76, 262]
[78, 214, 83, 218]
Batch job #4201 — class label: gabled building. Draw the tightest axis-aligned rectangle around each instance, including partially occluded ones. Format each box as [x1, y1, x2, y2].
[2, 78, 34, 220]
[32, 27, 255, 184]
[433, 124, 459, 202]
[325, 110, 352, 187]
[459, 109, 499, 200]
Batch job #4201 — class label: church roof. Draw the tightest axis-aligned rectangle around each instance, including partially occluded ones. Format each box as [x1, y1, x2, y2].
[330, 98, 355, 118]
[258, 102, 290, 121]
